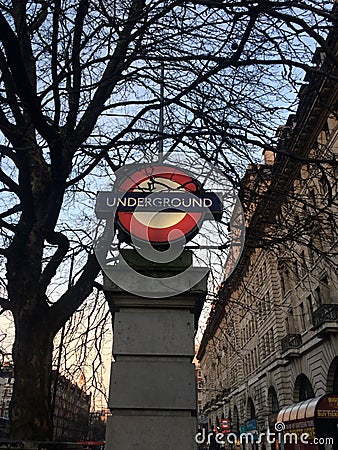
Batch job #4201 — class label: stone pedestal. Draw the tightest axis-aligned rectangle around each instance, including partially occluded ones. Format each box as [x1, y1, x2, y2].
[104, 250, 208, 450]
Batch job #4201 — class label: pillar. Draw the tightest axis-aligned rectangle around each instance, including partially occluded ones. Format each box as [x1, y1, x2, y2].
[104, 250, 208, 450]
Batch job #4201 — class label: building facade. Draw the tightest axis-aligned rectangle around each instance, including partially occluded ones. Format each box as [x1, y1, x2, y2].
[197, 14, 338, 448]
[52, 372, 91, 441]
[0, 363, 14, 421]
[0, 364, 91, 441]
[195, 359, 204, 417]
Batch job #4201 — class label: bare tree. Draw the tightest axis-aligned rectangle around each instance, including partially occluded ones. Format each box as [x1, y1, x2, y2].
[0, 0, 337, 440]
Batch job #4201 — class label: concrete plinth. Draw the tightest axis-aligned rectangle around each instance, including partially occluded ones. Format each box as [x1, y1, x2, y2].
[105, 414, 197, 450]
[104, 250, 208, 450]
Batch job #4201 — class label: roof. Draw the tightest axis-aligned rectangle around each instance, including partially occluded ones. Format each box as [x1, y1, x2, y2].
[277, 394, 338, 424]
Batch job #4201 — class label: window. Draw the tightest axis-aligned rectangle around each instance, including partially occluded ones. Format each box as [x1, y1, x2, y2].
[264, 334, 269, 355]
[300, 250, 307, 277]
[266, 292, 271, 312]
[319, 275, 329, 304]
[248, 398, 256, 420]
[307, 295, 314, 316]
[280, 274, 286, 297]
[253, 317, 257, 332]
[308, 245, 314, 266]
[254, 347, 259, 367]
[268, 387, 279, 414]
[293, 260, 299, 281]
[261, 339, 266, 360]
[298, 375, 315, 401]
[270, 329, 275, 352]
[300, 303, 307, 331]
[314, 287, 321, 306]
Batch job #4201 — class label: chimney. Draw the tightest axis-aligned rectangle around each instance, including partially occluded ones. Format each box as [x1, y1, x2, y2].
[263, 148, 275, 165]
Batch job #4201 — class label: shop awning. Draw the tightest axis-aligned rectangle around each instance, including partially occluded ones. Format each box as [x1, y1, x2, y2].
[277, 394, 338, 424]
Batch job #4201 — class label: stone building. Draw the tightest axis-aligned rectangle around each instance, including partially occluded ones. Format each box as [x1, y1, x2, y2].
[0, 364, 91, 441]
[197, 11, 338, 448]
[52, 372, 91, 441]
[195, 359, 204, 417]
[0, 363, 14, 421]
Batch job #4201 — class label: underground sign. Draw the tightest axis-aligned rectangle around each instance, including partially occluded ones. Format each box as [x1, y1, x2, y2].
[96, 164, 222, 246]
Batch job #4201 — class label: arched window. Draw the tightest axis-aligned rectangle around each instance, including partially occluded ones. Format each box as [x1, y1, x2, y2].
[268, 387, 279, 414]
[327, 357, 338, 394]
[294, 374, 315, 402]
[247, 398, 256, 419]
[233, 405, 239, 432]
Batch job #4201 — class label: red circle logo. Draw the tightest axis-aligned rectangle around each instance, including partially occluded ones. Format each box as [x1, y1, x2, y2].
[116, 165, 204, 246]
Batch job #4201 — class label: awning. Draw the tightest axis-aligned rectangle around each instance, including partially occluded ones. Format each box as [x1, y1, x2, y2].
[277, 394, 338, 424]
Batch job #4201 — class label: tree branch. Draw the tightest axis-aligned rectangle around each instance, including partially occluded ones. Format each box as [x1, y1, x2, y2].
[0, 218, 16, 232]
[66, 0, 89, 132]
[0, 106, 24, 147]
[0, 11, 60, 144]
[49, 252, 100, 332]
[38, 231, 70, 294]
[0, 167, 20, 196]
[73, 0, 146, 145]
[0, 204, 21, 220]
[51, 0, 61, 127]
[0, 48, 25, 127]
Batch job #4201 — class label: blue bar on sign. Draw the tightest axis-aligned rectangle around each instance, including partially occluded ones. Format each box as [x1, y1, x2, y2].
[95, 191, 222, 221]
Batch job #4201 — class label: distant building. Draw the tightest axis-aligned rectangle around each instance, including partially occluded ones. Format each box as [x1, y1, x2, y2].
[194, 356, 203, 418]
[0, 365, 91, 441]
[52, 371, 91, 441]
[0, 363, 14, 421]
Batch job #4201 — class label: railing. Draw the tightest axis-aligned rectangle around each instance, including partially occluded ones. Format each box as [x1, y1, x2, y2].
[281, 334, 302, 352]
[312, 304, 338, 328]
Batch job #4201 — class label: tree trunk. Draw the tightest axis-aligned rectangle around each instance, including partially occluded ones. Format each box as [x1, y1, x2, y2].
[10, 317, 54, 440]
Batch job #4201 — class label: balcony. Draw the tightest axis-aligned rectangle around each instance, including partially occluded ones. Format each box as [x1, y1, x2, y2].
[281, 334, 302, 358]
[312, 304, 338, 335]
[281, 333, 302, 351]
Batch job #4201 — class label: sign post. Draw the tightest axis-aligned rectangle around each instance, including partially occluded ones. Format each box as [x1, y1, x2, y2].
[103, 250, 208, 449]
[95, 163, 226, 449]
